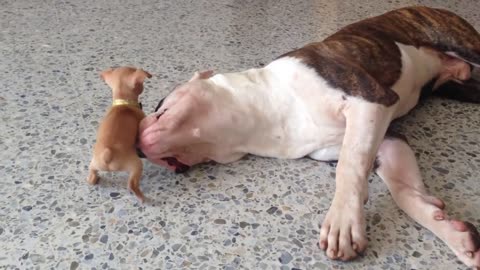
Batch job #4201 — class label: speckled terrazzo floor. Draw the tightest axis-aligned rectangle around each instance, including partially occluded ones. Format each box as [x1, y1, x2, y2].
[1, 0, 479, 269]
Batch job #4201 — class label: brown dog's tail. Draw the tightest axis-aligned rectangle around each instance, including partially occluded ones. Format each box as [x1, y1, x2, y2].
[102, 148, 113, 166]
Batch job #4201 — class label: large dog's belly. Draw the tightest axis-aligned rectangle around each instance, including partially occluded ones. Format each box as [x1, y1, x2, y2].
[236, 58, 349, 160]
[248, 43, 449, 161]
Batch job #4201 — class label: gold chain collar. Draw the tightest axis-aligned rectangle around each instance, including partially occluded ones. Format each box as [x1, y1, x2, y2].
[112, 99, 141, 109]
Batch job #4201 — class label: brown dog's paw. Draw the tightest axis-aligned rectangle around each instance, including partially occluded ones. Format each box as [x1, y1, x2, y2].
[136, 193, 145, 204]
[87, 171, 99, 185]
[128, 182, 145, 203]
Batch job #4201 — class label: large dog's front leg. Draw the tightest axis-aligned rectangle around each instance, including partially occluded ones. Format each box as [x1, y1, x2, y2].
[319, 102, 392, 260]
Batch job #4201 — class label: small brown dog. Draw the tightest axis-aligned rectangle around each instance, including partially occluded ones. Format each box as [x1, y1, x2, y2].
[87, 66, 152, 202]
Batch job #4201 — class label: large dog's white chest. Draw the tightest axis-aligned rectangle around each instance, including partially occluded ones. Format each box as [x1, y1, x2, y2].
[390, 43, 444, 117]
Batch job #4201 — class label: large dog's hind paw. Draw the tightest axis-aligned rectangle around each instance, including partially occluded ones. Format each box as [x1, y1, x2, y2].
[442, 220, 480, 268]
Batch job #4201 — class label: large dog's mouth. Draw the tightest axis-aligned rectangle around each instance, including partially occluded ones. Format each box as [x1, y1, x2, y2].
[136, 96, 191, 173]
[162, 157, 190, 173]
[136, 148, 190, 173]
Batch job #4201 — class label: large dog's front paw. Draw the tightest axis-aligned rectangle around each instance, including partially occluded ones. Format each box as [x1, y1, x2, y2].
[319, 197, 367, 261]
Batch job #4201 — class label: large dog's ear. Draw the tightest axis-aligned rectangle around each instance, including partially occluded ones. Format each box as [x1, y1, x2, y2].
[189, 70, 214, 82]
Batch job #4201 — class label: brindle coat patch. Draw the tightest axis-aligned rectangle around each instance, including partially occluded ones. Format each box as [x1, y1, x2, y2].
[280, 6, 480, 106]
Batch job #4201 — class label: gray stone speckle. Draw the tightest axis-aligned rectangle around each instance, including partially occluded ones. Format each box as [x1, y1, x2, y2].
[433, 167, 450, 175]
[279, 252, 293, 264]
[372, 213, 382, 226]
[30, 254, 45, 264]
[100, 235, 108, 244]
[292, 238, 303, 248]
[412, 251, 422, 258]
[214, 219, 226, 225]
[239, 221, 249, 228]
[172, 244, 182, 252]
[70, 261, 79, 270]
[443, 182, 455, 189]
[266, 206, 278, 214]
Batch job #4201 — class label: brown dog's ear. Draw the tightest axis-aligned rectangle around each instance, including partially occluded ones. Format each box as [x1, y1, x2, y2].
[132, 69, 152, 85]
[130, 69, 152, 95]
[100, 68, 114, 81]
[189, 70, 214, 82]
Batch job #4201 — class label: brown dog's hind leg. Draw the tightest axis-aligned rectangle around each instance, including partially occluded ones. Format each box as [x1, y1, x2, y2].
[127, 157, 144, 203]
[376, 136, 480, 268]
[87, 159, 99, 185]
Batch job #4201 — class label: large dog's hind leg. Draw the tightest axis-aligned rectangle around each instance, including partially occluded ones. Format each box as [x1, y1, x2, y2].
[376, 135, 480, 268]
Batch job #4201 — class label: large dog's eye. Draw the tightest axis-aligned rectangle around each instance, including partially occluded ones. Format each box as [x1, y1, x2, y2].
[154, 84, 180, 113]
[156, 109, 167, 119]
[154, 97, 165, 112]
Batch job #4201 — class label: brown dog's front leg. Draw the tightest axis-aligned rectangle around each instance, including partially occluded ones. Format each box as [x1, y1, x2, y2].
[87, 159, 99, 185]
[127, 157, 144, 203]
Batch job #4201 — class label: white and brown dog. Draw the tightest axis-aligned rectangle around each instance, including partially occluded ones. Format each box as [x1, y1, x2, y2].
[138, 6, 480, 268]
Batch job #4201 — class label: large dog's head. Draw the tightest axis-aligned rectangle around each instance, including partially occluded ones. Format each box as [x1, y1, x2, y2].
[137, 70, 218, 172]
